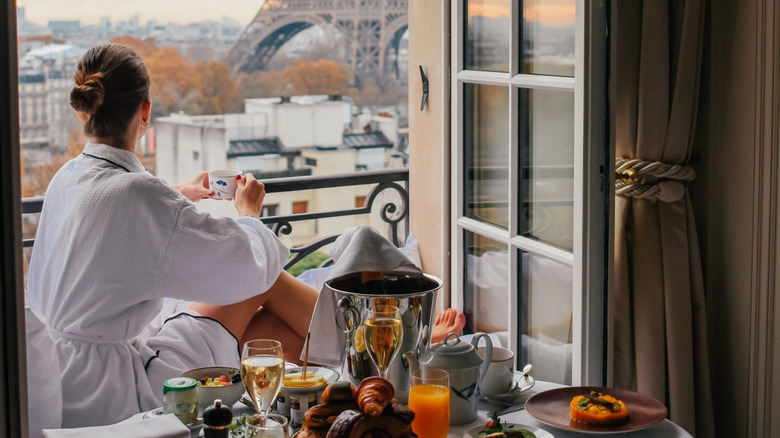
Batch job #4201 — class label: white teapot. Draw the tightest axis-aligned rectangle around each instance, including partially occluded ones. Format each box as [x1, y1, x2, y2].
[416, 332, 493, 425]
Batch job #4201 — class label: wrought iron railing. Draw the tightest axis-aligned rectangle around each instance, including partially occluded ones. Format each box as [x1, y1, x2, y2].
[21, 168, 410, 270]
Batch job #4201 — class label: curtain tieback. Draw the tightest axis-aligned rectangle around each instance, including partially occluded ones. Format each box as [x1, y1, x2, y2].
[615, 157, 696, 202]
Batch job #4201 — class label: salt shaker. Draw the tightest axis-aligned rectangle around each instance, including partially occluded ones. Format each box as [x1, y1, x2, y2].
[202, 399, 233, 438]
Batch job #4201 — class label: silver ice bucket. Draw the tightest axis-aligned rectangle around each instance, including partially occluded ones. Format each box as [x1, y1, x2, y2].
[325, 272, 442, 403]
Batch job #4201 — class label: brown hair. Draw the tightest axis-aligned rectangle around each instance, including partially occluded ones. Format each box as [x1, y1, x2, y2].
[70, 43, 150, 140]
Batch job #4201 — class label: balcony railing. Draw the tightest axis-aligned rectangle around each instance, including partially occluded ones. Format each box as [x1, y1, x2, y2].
[21, 168, 410, 270]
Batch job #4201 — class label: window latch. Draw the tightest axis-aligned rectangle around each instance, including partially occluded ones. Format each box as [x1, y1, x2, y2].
[419, 65, 429, 111]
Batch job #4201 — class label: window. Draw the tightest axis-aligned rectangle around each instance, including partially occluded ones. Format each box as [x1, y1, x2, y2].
[451, 0, 607, 385]
[262, 204, 278, 217]
[292, 200, 308, 214]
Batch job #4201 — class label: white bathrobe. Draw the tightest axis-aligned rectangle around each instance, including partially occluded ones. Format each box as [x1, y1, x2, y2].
[27, 142, 289, 428]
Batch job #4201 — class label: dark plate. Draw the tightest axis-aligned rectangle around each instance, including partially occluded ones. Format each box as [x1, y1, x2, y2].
[525, 386, 667, 434]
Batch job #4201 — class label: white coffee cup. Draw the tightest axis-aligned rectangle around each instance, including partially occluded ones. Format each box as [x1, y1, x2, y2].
[208, 169, 243, 199]
[478, 346, 515, 395]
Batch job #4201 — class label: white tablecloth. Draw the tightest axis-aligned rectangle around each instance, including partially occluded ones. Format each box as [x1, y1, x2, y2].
[222, 379, 691, 438]
[446, 380, 692, 438]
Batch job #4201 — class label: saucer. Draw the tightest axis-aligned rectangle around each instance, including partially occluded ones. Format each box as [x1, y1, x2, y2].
[481, 370, 535, 403]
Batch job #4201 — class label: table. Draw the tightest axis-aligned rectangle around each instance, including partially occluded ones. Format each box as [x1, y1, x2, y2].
[225, 380, 691, 438]
[445, 381, 692, 438]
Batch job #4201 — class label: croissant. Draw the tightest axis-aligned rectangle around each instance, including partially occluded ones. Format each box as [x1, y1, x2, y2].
[304, 401, 360, 428]
[322, 381, 357, 403]
[356, 377, 395, 416]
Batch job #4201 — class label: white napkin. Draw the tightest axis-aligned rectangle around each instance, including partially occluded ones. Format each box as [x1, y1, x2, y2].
[303, 225, 423, 366]
[42, 414, 189, 438]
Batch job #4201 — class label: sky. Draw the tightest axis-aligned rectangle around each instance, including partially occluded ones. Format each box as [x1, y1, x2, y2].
[16, 0, 266, 25]
[468, 0, 575, 26]
[18, 0, 575, 27]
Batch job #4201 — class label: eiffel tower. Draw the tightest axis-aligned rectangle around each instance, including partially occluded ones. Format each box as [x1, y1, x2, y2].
[226, 0, 408, 87]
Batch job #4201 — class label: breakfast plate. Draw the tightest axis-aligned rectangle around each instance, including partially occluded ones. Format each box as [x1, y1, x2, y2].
[463, 422, 554, 438]
[143, 407, 202, 430]
[525, 386, 667, 434]
[281, 366, 340, 393]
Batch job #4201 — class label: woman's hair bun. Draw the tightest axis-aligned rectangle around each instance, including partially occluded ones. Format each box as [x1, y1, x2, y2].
[70, 71, 104, 115]
[71, 44, 150, 139]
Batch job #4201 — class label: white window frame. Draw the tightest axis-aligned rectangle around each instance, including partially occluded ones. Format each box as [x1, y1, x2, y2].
[449, 0, 608, 385]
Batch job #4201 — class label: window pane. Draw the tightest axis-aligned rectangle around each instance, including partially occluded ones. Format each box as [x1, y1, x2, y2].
[464, 83, 509, 229]
[518, 250, 572, 385]
[464, 0, 510, 72]
[519, 88, 574, 250]
[521, 0, 576, 76]
[463, 231, 509, 336]
[292, 201, 309, 214]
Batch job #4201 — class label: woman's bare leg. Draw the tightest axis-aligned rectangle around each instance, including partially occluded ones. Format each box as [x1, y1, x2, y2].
[241, 308, 306, 364]
[188, 287, 275, 343]
[189, 271, 318, 354]
[259, 271, 318, 338]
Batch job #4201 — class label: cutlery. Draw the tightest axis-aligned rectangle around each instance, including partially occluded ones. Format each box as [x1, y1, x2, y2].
[517, 364, 532, 380]
[509, 364, 532, 391]
[485, 393, 524, 406]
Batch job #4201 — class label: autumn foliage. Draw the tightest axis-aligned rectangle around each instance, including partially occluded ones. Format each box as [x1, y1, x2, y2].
[109, 36, 361, 115]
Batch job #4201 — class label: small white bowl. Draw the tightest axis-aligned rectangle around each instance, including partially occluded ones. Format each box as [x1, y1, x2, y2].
[281, 366, 340, 394]
[181, 366, 244, 410]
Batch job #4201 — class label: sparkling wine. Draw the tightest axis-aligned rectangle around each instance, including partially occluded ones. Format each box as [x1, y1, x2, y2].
[364, 316, 402, 372]
[241, 354, 285, 412]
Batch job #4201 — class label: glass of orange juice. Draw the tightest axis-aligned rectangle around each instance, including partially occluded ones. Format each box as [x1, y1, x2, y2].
[408, 368, 450, 438]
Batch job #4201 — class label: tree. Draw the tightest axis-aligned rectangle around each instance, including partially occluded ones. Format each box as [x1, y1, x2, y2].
[20, 132, 84, 198]
[233, 58, 354, 107]
[145, 47, 197, 116]
[286, 251, 331, 277]
[193, 61, 238, 115]
[351, 80, 380, 106]
[235, 70, 284, 107]
[278, 58, 351, 96]
[112, 36, 237, 116]
[111, 35, 158, 59]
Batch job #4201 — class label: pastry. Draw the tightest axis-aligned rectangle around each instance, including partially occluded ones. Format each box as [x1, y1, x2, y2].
[326, 410, 365, 438]
[323, 381, 358, 403]
[356, 377, 395, 416]
[297, 378, 416, 438]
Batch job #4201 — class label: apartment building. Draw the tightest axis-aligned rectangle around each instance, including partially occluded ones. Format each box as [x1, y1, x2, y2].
[17, 43, 84, 153]
[154, 95, 400, 246]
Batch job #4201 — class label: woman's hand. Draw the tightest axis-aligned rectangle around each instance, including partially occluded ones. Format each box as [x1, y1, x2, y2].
[234, 173, 265, 217]
[174, 171, 213, 202]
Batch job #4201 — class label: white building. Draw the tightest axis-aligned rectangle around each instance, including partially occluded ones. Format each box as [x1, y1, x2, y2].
[154, 96, 399, 247]
[17, 44, 85, 154]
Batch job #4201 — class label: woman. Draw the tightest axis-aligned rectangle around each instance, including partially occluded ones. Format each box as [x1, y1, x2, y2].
[26, 43, 318, 428]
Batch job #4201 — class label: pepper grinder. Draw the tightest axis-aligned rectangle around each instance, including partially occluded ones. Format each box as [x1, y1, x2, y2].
[202, 399, 232, 438]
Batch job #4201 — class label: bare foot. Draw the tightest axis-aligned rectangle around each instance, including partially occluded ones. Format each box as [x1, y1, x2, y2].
[430, 308, 466, 344]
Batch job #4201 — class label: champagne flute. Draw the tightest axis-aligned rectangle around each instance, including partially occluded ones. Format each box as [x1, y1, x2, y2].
[363, 305, 402, 379]
[241, 339, 284, 425]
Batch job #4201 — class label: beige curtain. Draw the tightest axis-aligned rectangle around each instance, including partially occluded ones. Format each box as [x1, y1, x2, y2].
[611, 0, 715, 436]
